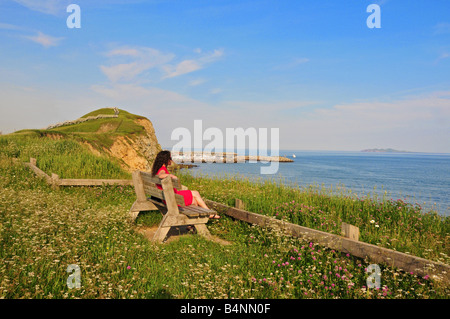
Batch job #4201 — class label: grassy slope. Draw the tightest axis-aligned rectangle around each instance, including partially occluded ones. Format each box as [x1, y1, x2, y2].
[5, 108, 159, 178]
[13, 108, 149, 151]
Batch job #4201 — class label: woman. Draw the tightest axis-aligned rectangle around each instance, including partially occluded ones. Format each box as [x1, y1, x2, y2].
[151, 150, 220, 219]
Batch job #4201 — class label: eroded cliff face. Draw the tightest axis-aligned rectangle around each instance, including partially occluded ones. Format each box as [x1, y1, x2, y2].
[106, 118, 161, 172]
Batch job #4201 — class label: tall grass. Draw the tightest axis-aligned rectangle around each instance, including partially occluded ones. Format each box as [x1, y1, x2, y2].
[176, 170, 449, 265]
[0, 134, 130, 179]
[0, 136, 448, 299]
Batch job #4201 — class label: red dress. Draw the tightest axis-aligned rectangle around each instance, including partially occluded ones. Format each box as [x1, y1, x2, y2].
[156, 165, 193, 206]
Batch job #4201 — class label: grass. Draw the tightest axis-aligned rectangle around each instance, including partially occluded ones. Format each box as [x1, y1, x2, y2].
[176, 170, 449, 265]
[0, 135, 448, 299]
[0, 134, 130, 179]
[13, 108, 150, 152]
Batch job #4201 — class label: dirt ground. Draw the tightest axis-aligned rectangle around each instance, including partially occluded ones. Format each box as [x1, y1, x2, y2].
[135, 225, 232, 245]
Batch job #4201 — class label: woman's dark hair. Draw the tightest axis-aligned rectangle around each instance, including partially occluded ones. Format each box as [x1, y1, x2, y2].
[151, 150, 172, 176]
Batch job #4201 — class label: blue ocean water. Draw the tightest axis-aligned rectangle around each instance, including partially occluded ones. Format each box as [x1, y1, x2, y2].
[185, 150, 450, 216]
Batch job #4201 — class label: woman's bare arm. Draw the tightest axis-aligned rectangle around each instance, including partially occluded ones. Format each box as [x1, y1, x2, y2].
[157, 172, 178, 179]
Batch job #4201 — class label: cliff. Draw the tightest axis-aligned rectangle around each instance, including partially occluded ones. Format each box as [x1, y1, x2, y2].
[43, 108, 162, 172]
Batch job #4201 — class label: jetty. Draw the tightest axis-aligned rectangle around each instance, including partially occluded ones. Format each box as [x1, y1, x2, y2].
[171, 151, 293, 163]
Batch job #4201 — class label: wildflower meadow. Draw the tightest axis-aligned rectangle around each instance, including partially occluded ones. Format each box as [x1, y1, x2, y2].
[0, 135, 448, 299]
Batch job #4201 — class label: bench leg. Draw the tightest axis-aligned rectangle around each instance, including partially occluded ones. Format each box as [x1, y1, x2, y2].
[153, 225, 171, 243]
[195, 224, 211, 239]
[129, 210, 140, 222]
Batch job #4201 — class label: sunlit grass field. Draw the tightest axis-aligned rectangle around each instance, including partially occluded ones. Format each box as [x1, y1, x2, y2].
[0, 134, 448, 299]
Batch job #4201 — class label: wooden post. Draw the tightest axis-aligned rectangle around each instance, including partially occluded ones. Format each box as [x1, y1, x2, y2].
[235, 198, 245, 210]
[161, 176, 180, 216]
[341, 222, 359, 241]
[132, 171, 147, 203]
[129, 170, 158, 221]
[51, 173, 60, 189]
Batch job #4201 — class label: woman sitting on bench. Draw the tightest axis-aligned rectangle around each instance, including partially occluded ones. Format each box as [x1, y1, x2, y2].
[151, 150, 220, 219]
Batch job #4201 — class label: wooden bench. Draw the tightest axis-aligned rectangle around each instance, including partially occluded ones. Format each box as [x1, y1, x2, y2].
[129, 170, 216, 243]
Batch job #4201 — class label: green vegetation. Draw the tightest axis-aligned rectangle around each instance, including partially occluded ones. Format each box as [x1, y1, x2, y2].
[0, 134, 448, 299]
[177, 171, 449, 265]
[0, 134, 130, 179]
[14, 108, 149, 152]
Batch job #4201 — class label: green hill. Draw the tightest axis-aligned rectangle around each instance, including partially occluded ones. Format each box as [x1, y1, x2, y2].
[3, 108, 162, 177]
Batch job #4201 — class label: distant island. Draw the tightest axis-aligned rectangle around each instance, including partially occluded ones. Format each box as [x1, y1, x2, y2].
[361, 148, 413, 153]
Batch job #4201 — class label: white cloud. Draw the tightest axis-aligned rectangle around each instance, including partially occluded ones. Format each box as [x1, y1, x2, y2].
[99, 46, 175, 82]
[162, 48, 224, 79]
[0, 22, 22, 30]
[279, 92, 450, 152]
[274, 57, 310, 70]
[12, 0, 70, 16]
[162, 60, 202, 79]
[188, 78, 206, 86]
[99, 46, 224, 83]
[23, 31, 64, 48]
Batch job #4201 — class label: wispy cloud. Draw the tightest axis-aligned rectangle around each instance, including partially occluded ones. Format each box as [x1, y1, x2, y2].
[433, 22, 450, 35]
[100, 46, 175, 82]
[0, 22, 23, 30]
[99, 46, 224, 83]
[162, 49, 224, 79]
[188, 78, 207, 86]
[12, 0, 69, 16]
[23, 31, 64, 47]
[435, 52, 450, 63]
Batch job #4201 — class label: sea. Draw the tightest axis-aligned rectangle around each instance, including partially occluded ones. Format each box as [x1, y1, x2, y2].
[180, 150, 450, 217]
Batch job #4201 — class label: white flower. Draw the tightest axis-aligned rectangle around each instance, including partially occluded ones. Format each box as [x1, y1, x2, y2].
[375, 224, 379, 228]
[370, 220, 375, 224]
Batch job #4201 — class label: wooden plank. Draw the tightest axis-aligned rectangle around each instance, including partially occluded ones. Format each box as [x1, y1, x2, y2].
[161, 176, 180, 217]
[178, 206, 199, 217]
[205, 199, 450, 284]
[132, 170, 147, 203]
[144, 185, 164, 199]
[143, 185, 185, 206]
[140, 171, 161, 184]
[183, 205, 214, 217]
[26, 160, 51, 183]
[341, 222, 359, 241]
[235, 198, 245, 210]
[140, 171, 181, 189]
[58, 179, 132, 186]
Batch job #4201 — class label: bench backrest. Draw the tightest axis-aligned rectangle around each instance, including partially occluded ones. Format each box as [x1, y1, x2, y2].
[137, 171, 186, 207]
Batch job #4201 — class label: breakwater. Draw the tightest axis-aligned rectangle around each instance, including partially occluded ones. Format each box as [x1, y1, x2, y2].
[172, 151, 293, 163]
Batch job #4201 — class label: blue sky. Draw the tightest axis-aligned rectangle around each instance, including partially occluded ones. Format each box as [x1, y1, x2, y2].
[0, 0, 449, 152]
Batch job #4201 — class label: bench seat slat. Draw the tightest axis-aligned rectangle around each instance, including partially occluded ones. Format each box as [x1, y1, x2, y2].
[148, 197, 213, 218]
[183, 205, 214, 217]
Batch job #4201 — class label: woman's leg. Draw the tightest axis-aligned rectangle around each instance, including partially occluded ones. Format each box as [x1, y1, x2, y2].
[191, 190, 220, 219]
[191, 190, 208, 209]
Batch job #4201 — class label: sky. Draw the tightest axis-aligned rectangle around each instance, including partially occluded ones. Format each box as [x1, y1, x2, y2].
[0, 0, 449, 153]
